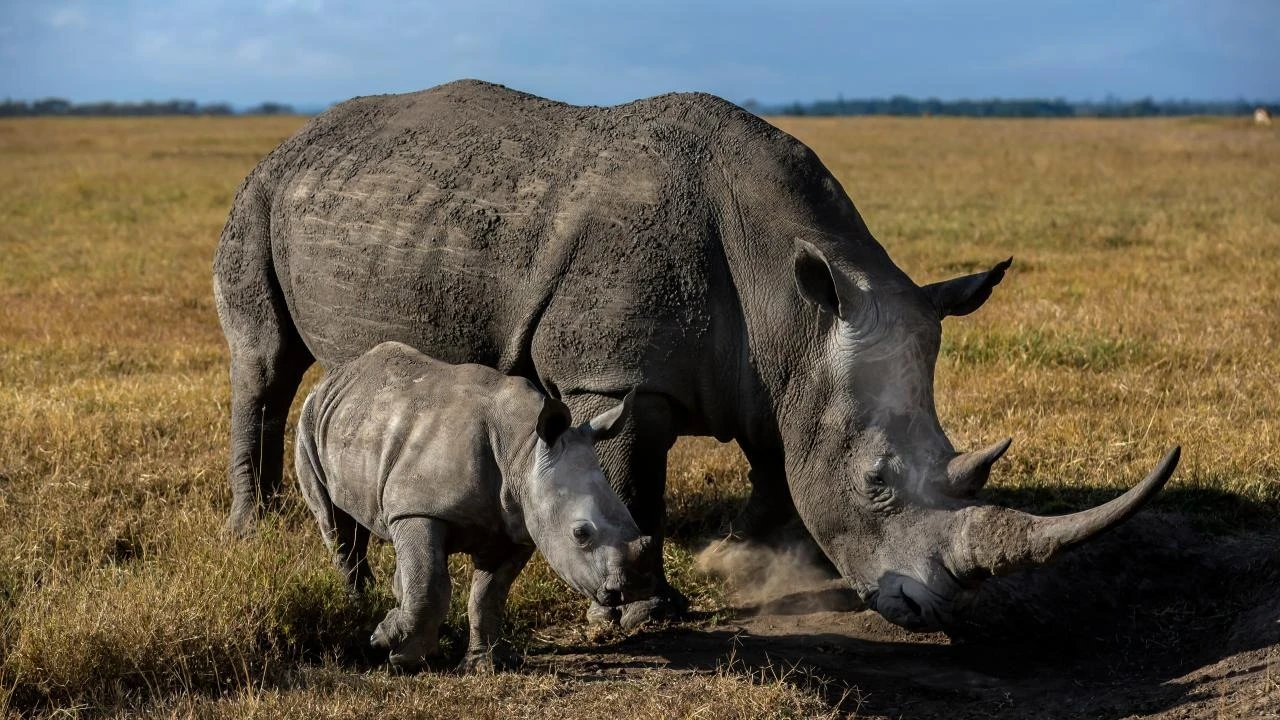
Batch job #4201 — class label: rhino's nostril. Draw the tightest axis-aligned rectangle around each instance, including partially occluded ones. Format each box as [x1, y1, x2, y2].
[599, 589, 622, 606]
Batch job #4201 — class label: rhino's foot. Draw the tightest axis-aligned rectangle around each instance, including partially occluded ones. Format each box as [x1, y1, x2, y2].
[616, 587, 691, 632]
[223, 493, 285, 539]
[369, 609, 401, 650]
[459, 645, 519, 674]
[221, 508, 257, 539]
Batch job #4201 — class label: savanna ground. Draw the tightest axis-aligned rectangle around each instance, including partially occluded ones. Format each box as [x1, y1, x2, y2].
[0, 113, 1277, 719]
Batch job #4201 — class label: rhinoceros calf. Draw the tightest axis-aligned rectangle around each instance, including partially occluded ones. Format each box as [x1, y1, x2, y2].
[294, 341, 653, 670]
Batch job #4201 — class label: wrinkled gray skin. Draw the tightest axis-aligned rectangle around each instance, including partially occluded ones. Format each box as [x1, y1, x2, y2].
[294, 341, 654, 671]
[216, 79, 1180, 632]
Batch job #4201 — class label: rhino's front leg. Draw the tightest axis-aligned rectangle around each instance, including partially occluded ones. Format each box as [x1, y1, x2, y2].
[460, 545, 534, 673]
[728, 442, 797, 541]
[567, 391, 688, 631]
[371, 516, 451, 671]
[714, 441, 839, 584]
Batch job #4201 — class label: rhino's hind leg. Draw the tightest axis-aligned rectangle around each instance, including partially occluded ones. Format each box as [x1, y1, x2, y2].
[214, 181, 316, 536]
[461, 544, 534, 673]
[568, 391, 688, 631]
[216, 276, 313, 534]
[371, 516, 451, 671]
[222, 338, 311, 536]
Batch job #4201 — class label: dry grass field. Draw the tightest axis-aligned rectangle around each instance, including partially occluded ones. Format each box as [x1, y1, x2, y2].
[0, 113, 1276, 718]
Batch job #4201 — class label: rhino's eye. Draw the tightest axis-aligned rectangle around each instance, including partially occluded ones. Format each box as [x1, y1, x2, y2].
[571, 522, 595, 547]
[861, 468, 895, 506]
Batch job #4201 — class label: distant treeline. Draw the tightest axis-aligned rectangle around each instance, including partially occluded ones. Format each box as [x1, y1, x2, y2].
[4, 95, 1275, 119]
[749, 96, 1275, 118]
[0, 98, 296, 117]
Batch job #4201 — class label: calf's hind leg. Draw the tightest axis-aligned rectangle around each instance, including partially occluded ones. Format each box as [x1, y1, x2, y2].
[371, 516, 451, 671]
[294, 429, 373, 593]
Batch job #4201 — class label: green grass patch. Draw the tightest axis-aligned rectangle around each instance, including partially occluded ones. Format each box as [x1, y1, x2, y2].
[942, 327, 1150, 370]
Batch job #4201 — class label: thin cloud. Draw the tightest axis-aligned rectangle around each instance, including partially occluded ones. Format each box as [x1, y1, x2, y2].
[47, 7, 88, 30]
[263, 0, 326, 15]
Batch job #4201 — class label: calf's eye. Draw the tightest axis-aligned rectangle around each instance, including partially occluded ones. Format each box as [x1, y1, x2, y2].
[571, 523, 594, 546]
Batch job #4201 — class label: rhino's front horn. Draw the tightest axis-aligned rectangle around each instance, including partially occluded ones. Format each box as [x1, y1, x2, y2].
[945, 437, 1013, 497]
[957, 446, 1181, 578]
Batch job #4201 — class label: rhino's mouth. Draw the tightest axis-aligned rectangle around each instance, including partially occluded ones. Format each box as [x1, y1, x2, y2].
[865, 574, 964, 631]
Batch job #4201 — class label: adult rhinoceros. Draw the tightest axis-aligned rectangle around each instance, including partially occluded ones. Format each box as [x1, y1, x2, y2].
[214, 80, 1179, 631]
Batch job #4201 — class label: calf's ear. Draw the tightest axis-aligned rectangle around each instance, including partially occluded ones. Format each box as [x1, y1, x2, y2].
[536, 396, 573, 446]
[922, 258, 1012, 317]
[583, 389, 636, 444]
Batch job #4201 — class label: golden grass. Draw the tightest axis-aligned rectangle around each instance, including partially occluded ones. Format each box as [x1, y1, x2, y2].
[0, 114, 1276, 716]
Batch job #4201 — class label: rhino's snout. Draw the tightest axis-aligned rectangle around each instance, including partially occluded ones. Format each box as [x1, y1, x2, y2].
[596, 564, 656, 607]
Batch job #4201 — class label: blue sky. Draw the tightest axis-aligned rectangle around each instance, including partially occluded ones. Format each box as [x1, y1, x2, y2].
[1, 0, 1275, 108]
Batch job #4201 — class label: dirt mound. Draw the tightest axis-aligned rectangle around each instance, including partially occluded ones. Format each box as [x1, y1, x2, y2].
[527, 515, 1280, 718]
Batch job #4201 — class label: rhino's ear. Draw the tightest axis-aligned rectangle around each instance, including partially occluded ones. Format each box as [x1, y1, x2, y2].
[794, 239, 861, 319]
[535, 396, 573, 447]
[583, 389, 635, 444]
[921, 258, 1012, 318]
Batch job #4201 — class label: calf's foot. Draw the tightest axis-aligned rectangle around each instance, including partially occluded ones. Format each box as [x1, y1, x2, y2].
[459, 644, 519, 674]
[585, 603, 621, 627]
[370, 608, 436, 671]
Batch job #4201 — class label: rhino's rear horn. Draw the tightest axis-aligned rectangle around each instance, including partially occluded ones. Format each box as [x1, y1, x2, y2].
[944, 437, 1013, 497]
[959, 446, 1181, 578]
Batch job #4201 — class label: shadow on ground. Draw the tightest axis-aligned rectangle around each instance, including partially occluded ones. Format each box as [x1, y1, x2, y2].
[531, 488, 1280, 719]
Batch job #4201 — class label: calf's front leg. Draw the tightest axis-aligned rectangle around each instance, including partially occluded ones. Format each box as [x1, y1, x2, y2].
[370, 516, 451, 671]
[460, 545, 534, 673]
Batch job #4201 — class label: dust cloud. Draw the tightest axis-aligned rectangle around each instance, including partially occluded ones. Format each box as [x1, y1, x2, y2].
[696, 537, 863, 613]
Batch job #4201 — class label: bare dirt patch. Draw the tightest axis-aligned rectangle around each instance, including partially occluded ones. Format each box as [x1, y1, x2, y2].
[525, 515, 1280, 718]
